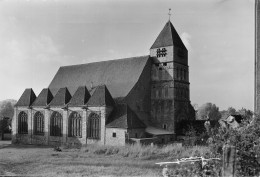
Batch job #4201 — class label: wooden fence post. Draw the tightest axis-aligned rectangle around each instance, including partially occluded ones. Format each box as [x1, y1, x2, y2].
[223, 145, 236, 177]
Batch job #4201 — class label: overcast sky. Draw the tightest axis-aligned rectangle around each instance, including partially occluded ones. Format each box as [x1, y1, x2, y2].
[0, 0, 254, 110]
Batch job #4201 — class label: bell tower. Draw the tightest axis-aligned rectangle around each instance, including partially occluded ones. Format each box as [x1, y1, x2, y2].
[150, 20, 192, 133]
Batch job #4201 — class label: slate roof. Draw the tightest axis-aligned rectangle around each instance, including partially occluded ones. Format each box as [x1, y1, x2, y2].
[15, 88, 36, 107]
[106, 104, 146, 129]
[229, 115, 243, 123]
[69, 86, 91, 107]
[48, 87, 71, 107]
[32, 88, 53, 107]
[86, 85, 115, 107]
[48, 55, 150, 98]
[150, 21, 187, 50]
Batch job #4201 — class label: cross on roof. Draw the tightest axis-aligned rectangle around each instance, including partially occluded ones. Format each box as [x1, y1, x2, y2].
[168, 8, 171, 21]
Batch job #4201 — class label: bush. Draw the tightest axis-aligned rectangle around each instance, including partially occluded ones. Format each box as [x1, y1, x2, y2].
[209, 114, 260, 176]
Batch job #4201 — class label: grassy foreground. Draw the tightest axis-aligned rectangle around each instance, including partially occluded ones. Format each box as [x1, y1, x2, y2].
[0, 141, 211, 177]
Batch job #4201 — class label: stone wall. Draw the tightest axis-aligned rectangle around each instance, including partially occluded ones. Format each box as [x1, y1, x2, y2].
[149, 43, 192, 133]
[105, 128, 126, 146]
[150, 46, 176, 132]
[12, 106, 113, 146]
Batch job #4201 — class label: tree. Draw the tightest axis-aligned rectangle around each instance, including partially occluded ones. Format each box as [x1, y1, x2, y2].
[220, 107, 237, 119]
[209, 112, 260, 176]
[197, 102, 221, 120]
[0, 100, 16, 119]
[192, 103, 199, 111]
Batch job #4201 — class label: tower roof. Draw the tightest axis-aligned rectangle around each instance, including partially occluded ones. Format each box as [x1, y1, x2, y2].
[86, 85, 115, 107]
[15, 88, 36, 107]
[32, 88, 53, 107]
[69, 86, 90, 107]
[49, 87, 71, 107]
[150, 21, 187, 50]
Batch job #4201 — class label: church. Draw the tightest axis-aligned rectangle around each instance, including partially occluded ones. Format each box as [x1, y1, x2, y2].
[12, 20, 195, 146]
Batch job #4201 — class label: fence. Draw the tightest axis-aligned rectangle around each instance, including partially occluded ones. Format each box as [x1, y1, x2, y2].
[156, 144, 236, 177]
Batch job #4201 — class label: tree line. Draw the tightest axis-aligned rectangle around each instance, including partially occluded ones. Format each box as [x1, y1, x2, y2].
[193, 102, 253, 121]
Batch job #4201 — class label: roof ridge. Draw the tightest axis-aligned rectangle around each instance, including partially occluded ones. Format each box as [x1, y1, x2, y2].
[168, 21, 174, 46]
[60, 55, 150, 68]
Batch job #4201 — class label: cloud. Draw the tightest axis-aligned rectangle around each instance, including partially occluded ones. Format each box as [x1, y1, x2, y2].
[0, 15, 74, 100]
[180, 32, 192, 51]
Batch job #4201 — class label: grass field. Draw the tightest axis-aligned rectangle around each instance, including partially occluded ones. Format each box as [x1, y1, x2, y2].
[0, 141, 211, 177]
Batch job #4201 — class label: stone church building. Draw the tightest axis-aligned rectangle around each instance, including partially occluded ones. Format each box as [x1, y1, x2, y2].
[12, 20, 195, 146]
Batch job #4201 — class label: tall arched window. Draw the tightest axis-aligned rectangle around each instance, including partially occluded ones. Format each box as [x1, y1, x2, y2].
[158, 88, 162, 98]
[87, 113, 100, 139]
[34, 111, 44, 135]
[164, 87, 168, 98]
[180, 68, 183, 80]
[176, 68, 179, 79]
[68, 112, 82, 137]
[158, 68, 162, 80]
[50, 111, 62, 137]
[18, 111, 28, 134]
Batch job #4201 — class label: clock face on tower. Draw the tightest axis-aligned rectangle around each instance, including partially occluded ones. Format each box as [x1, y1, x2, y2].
[156, 48, 167, 58]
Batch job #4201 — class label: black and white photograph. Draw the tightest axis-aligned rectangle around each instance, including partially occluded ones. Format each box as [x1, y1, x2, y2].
[0, 0, 257, 176]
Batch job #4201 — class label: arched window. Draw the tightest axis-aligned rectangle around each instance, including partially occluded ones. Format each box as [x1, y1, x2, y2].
[180, 68, 183, 80]
[176, 68, 179, 79]
[158, 88, 162, 98]
[159, 68, 162, 80]
[87, 113, 100, 139]
[34, 111, 44, 135]
[18, 111, 28, 134]
[184, 69, 186, 80]
[50, 111, 62, 137]
[165, 87, 168, 98]
[153, 66, 158, 78]
[68, 112, 82, 137]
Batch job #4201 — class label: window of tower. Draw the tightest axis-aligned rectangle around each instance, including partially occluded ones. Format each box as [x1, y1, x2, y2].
[157, 48, 167, 57]
[165, 87, 168, 98]
[158, 88, 162, 98]
[163, 124, 167, 130]
[159, 69, 162, 80]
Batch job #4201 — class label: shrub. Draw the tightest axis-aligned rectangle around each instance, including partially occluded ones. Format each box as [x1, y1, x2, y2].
[209, 114, 260, 176]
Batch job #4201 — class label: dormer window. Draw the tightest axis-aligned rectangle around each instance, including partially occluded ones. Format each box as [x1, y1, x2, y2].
[156, 48, 167, 57]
